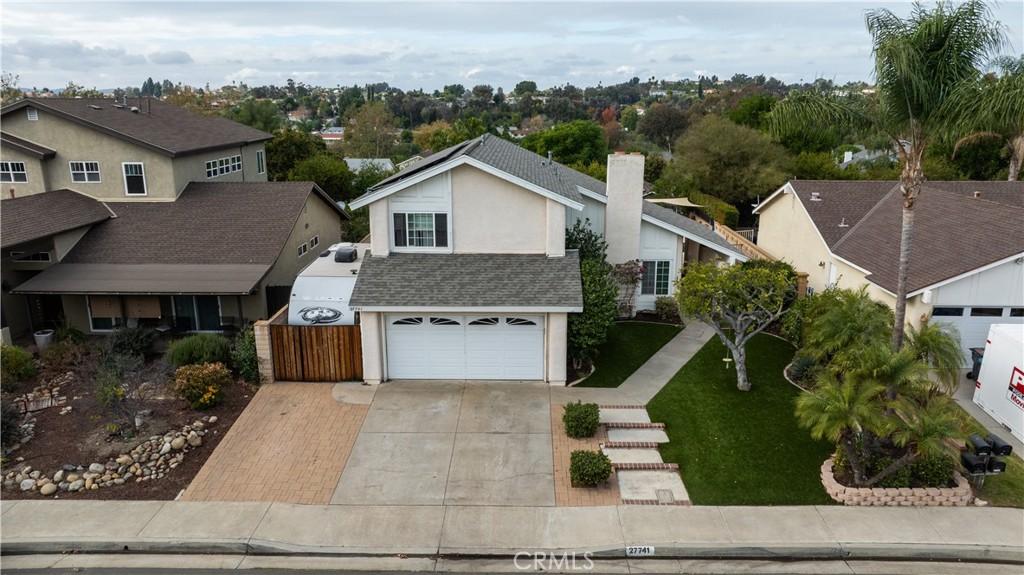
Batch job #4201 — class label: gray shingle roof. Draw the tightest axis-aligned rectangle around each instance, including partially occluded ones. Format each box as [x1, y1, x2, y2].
[64, 181, 343, 265]
[12, 263, 268, 295]
[0, 131, 56, 159]
[641, 200, 745, 258]
[1, 98, 271, 157]
[1, 190, 112, 249]
[350, 250, 583, 309]
[788, 181, 897, 247]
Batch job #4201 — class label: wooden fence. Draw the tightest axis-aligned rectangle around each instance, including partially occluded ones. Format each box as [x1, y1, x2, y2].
[268, 307, 363, 382]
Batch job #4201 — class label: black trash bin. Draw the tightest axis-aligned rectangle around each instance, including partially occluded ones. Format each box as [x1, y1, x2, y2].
[967, 347, 985, 380]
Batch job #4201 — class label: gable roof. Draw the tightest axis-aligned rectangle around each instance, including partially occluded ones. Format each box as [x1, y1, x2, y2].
[761, 180, 1024, 294]
[1, 98, 272, 157]
[1, 190, 112, 249]
[0, 131, 56, 159]
[62, 181, 344, 266]
[641, 200, 747, 259]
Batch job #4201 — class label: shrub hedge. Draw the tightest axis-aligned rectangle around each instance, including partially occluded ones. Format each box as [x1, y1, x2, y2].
[570, 449, 613, 487]
[1, 345, 36, 388]
[563, 401, 600, 438]
[167, 333, 233, 368]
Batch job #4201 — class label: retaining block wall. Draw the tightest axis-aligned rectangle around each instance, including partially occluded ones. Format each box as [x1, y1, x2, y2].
[821, 457, 973, 507]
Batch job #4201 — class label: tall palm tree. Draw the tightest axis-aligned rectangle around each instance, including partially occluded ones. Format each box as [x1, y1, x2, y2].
[906, 322, 964, 393]
[946, 55, 1024, 181]
[769, 1, 1006, 349]
[803, 287, 891, 370]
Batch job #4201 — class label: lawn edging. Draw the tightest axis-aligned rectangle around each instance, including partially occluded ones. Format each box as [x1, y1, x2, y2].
[821, 457, 974, 507]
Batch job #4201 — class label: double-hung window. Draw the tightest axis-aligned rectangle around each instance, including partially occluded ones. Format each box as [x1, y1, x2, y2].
[392, 212, 448, 249]
[205, 154, 242, 178]
[122, 162, 147, 195]
[70, 161, 101, 182]
[0, 162, 27, 183]
[641, 260, 671, 296]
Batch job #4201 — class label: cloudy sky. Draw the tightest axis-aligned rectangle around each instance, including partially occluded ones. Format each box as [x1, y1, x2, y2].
[2, 1, 1021, 91]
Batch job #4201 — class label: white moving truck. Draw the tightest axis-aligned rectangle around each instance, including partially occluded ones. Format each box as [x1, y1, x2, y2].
[288, 243, 368, 326]
[973, 323, 1024, 443]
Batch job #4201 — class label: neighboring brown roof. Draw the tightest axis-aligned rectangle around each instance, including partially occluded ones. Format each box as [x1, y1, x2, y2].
[0, 131, 56, 159]
[11, 263, 268, 295]
[1, 98, 271, 157]
[63, 181, 344, 266]
[1, 190, 112, 249]
[780, 180, 1024, 294]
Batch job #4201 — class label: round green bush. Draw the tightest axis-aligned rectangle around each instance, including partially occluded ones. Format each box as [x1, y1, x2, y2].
[167, 333, 232, 368]
[910, 454, 955, 487]
[562, 401, 600, 438]
[570, 449, 612, 487]
[105, 327, 156, 358]
[173, 362, 231, 410]
[1, 345, 36, 388]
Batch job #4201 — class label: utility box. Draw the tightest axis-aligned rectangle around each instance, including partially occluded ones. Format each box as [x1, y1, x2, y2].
[973, 323, 1024, 443]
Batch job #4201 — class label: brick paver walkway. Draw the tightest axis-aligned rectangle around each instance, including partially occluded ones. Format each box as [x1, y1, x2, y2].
[550, 404, 620, 507]
[183, 383, 367, 505]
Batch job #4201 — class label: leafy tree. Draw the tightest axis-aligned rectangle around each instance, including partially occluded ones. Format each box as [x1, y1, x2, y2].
[946, 55, 1024, 180]
[657, 115, 788, 205]
[676, 261, 793, 391]
[343, 102, 398, 157]
[514, 80, 537, 96]
[568, 259, 618, 370]
[564, 220, 608, 262]
[727, 93, 777, 130]
[769, 0, 1006, 348]
[1, 72, 23, 106]
[265, 129, 327, 180]
[225, 98, 283, 133]
[521, 120, 607, 166]
[620, 106, 639, 131]
[569, 160, 606, 182]
[287, 154, 355, 201]
[637, 103, 688, 152]
[644, 153, 666, 182]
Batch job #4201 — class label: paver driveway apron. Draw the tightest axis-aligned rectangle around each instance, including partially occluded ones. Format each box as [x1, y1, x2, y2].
[331, 381, 555, 506]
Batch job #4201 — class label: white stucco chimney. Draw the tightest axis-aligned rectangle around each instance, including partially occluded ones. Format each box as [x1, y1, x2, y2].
[604, 152, 645, 264]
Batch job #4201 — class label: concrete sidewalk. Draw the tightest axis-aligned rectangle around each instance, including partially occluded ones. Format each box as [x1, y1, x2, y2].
[2, 500, 1021, 563]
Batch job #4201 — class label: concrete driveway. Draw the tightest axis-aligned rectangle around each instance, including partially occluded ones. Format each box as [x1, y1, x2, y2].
[330, 381, 555, 506]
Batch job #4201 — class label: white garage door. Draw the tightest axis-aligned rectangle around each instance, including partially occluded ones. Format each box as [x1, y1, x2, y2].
[931, 306, 1024, 367]
[386, 314, 545, 380]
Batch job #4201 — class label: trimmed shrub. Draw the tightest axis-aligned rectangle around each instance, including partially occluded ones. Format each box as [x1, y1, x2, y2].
[55, 324, 87, 344]
[1, 402, 23, 451]
[173, 362, 230, 410]
[654, 296, 681, 323]
[231, 327, 261, 384]
[788, 353, 817, 384]
[910, 454, 955, 488]
[569, 449, 613, 487]
[563, 401, 600, 438]
[167, 333, 232, 368]
[1, 345, 36, 388]
[105, 327, 156, 358]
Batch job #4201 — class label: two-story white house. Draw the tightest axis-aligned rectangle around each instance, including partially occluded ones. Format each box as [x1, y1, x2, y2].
[348, 135, 745, 385]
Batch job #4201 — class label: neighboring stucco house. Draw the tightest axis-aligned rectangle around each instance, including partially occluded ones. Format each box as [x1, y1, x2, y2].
[1, 97, 347, 339]
[347, 134, 745, 385]
[754, 180, 1024, 365]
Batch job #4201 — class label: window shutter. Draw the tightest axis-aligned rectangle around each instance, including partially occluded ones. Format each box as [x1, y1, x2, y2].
[434, 213, 448, 247]
[393, 213, 407, 247]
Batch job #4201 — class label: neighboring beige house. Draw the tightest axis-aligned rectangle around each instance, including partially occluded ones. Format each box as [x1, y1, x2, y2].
[0, 97, 347, 339]
[754, 180, 1024, 365]
[347, 135, 745, 385]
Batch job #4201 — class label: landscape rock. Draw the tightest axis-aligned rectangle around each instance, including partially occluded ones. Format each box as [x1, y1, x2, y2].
[186, 431, 202, 447]
[40, 483, 57, 496]
[19, 479, 35, 491]
[159, 442, 172, 455]
[65, 473, 80, 483]
[170, 437, 186, 450]
[68, 479, 85, 492]
[88, 463, 105, 474]
[208, 416, 218, 423]
[116, 455, 133, 466]
[53, 470, 64, 483]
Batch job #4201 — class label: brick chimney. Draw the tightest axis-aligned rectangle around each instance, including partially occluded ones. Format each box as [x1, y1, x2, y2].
[604, 153, 645, 264]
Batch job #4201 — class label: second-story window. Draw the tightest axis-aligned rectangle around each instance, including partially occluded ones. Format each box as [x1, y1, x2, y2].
[205, 154, 242, 178]
[122, 162, 147, 196]
[392, 212, 448, 248]
[70, 161, 101, 183]
[256, 150, 265, 174]
[0, 162, 28, 183]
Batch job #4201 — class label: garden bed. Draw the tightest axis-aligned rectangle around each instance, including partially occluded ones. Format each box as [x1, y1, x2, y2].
[572, 321, 681, 388]
[821, 457, 972, 506]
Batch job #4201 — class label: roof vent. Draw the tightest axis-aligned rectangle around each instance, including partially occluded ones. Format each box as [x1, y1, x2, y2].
[130, 106, 140, 113]
[113, 103, 125, 109]
[334, 246, 357, 263]
[809, 192, 822, 201]
[838, 217, 849, 228]
[973, 191, 982, 198]
[89, 104, 102, 110]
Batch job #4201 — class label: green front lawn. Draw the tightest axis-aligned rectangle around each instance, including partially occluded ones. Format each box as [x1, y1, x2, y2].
[648, 333, 834, 505]
[577, 321, 681, 388]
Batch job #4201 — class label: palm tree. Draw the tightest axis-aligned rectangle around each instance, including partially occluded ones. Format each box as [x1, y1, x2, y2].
[906, 322, 964, 393]
[946, 55, 1024, 181]
[796, 373, 888, 486]
[803, 287, 891, 370]
[769, 1, 1006, 349]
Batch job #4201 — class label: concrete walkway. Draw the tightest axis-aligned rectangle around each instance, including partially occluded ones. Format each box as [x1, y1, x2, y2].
[1, 500, 1021, 563]
[552, 321, 715, 405]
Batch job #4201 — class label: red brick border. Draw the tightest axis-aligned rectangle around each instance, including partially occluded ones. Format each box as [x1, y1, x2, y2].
[612, 462, 679, 471]
[621, 498, 691, 506]
[598, 404, 648, 409]
[602, 441, 661, 449]
[604, 422, 666, 429]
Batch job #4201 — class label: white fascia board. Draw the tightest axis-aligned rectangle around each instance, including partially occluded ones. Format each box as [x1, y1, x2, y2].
[355, 305, 582, 313]
[751, 182, 793, 215]
[906, 252, 1024, 298]
[351, 155, 585, 211]
[640, 214, 748, 262]
[575, 185, 607, 203]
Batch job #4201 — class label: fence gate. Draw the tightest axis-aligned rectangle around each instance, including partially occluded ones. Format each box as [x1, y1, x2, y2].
[269, 323, 363, 382]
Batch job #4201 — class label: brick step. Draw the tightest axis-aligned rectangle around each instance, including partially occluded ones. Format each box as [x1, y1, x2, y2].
[599, 408, 651, 425]
[606, 428, 670, 444]
[612, 462, 678, 471]
[598, 404, 647, 409]
[617, 470, 689, 505]
[602, 441, 661, 449]
[604, 421, 665, 429]
[621, 499, 692, 506]
[602, 447, 664, 464]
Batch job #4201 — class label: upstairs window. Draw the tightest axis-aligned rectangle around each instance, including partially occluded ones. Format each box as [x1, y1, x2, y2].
[641, 260, 671, 295]
[122, 162, 147, 195]
[309, 235, 320, 249]
[205, 154, 242, 178]
[70, 161, 101, 182]
[392, 212, 448, 248]
[256, 150, 266, 174]
[26, 107, 38, 121]
[297, 243, 308, 258]
[0, 161, 27, 183]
